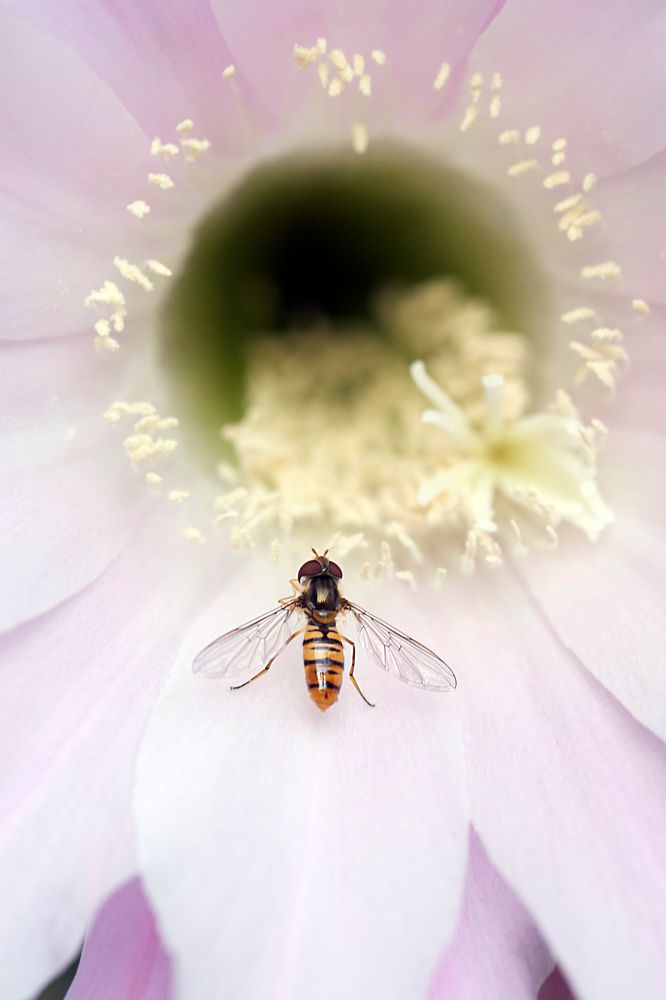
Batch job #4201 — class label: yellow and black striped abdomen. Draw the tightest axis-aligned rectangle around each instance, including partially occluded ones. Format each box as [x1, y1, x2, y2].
[303, 617, 345, 712]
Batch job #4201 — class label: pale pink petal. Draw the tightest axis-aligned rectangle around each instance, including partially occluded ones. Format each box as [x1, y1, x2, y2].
[449, 573, 666, 1000]
[0, 432, 148, 631]
[470, 0, 666, 178]
[135, 567, 468, 1000]
[538, 967, 577, 1000]
[431, 829, 554, 1000]
[209, 0, 508, 127]
[68, 879, 172, 1000]
[17, 0, 238, 146]
[515, 431, 666, 741]
[0, 529, 200, 1000]
[0, 13, 153, 341]
[592, 150, 666, 307]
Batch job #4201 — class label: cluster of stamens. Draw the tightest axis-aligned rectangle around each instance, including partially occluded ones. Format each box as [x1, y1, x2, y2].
[87, 41, 651, 579]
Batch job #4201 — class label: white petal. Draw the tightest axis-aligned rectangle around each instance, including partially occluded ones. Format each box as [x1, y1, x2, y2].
[432, 830, 554, 999]
[446, 574, 666, 1000]
[515, 431, 666, 741]
[136, 569, 468, 1000]
[0, 525, 200, 1000]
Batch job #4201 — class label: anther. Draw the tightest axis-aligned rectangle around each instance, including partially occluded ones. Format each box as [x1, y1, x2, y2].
[433, 62, 451, 91]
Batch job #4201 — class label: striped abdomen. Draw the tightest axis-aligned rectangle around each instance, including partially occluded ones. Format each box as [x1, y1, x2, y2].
[303, 616, 344, 712]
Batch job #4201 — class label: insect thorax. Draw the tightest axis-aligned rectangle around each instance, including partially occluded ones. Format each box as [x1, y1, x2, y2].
[303, 575, 340, 614]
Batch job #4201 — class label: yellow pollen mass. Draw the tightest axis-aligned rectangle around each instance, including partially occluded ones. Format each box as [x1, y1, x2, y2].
[371, 49, 387, 65]
[632, 298, 650, 315]
[524, 126, 541, 145]
[113, 256, 154, 292]
[127, 200, 151, 218]
[148, 172, 175, 190]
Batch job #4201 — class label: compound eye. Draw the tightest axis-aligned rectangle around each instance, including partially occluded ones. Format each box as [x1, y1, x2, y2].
[298, 559, 323, 580]
[328, 561, 343, 579]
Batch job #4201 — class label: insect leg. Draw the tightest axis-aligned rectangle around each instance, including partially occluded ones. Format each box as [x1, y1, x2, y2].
[230, 627, 306, 691]
[340, 634, 375, 708]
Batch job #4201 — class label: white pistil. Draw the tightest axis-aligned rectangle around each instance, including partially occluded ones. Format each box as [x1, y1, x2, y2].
[433, 62, 451, 91]
[411, 361, 612, 549]
[581, 261, 622, 280]
[127, 200, 151, 219]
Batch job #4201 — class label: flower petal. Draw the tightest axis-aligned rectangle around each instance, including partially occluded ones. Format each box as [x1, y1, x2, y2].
[135, 568, 468, 999]
[514, 431, 666, 741]
[431, 829, 554, 1000]
[0, 425, 148, 632]
[471, 0, 666, 178]
[0, 12, 157, 341]
[0, 528, 199, 1000]
[449, 573, 666, 1000]
[209, 0, 508, 127]
[68, 879, 172, 1000]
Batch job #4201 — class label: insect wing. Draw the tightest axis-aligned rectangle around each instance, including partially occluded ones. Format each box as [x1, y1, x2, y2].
[343, 601, 457, 691]
[192, 602, 300, 680]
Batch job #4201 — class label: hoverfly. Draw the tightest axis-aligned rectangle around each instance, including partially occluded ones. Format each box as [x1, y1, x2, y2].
[193, 550, 457, 711]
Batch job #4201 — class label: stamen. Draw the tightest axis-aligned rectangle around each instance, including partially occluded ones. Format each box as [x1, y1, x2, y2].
[113, 256, 154, 292]
[351, 122, 369, 155]
[581, 261, 622, 280]
[632, 298, 650, 315]
[222, 64, 236, 80]
[561, 307, 596, 323]
[508, 159, 539, 177]
[460, 105, 479, 132]
[433, 62, 451, 91]
[151, 139, 180, 159]
[499, 130, 520, 145]
[148, 172, 175, 190]
[175, 119, 194, 134]
[543, 170, 571, 189]
[524, 126, 541, 145]
[582, 172, 597, 193]
[371, 49, 387, 65]
[145, 259, 173, 277]
[127, 200, 151, 219]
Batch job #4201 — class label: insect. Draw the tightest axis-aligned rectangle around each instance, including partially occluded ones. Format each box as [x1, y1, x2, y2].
[192, 550, 457, 711]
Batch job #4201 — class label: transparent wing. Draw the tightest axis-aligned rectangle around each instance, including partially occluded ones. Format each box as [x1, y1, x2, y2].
[342, 601, 457, 691]
[192, 601, 302, 680]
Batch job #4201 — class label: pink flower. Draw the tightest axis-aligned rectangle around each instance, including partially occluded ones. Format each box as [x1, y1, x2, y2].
[2, 2, 666, 999]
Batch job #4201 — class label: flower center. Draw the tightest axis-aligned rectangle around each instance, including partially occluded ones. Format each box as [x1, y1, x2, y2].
[161, 145, 547, 444]
[89, 48, 635, 577]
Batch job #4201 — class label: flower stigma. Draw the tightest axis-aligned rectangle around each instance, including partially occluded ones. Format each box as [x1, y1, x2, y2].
[85, 37, 643, 581]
